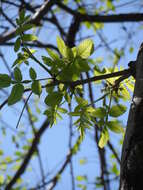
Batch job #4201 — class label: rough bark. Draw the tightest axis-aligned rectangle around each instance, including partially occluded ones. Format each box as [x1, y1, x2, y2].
[119, 43, 143, 190]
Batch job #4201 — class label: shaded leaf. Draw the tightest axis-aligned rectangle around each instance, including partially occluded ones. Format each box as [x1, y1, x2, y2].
[14, 67, 22, 82]
[16, 24, 34, 35]
[0, 74, 11, 88]
[42, 56, 53, 66]
[45, 91, 63, 107]
[31, 81, 42, 96]
[107, 120, 124, 133]
[14, 38, 21, 52]
[29, 67, 37, 80]
[109, 104, 127, 117]
[8, 84, 24, 105]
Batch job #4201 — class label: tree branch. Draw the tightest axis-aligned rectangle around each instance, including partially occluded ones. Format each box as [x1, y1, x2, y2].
[0, 0, 56, 44]
[56, 2, 143, 23]
[5, 119, 50, 190]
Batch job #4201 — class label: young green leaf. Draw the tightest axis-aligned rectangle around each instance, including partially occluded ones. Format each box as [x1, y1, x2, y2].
[0, 74, 11, 88]
[15, 24, 34, 35]
[14, 67, 22, 82]
[77, 39, 94, 59]
[14, 38, 21, 52]
[29, 67, 37, 80]
[76, 175, 87, 182]
[98, 128, 109, 148]
[107, 120, 124, 133]
[109, 104, 127, 117]
[8, 84, 24, 105]
[94, 107, 106, 118]
[45, 91, 63, 107]
[56, 36, 67, 57]
[0, 175, 4, 184]
[21, 34, 37, 42]
[46, 48, 59, 60]
[76, 97, 88, 106]
[31, 81, 42, 96]
[58, 107, 68, 114]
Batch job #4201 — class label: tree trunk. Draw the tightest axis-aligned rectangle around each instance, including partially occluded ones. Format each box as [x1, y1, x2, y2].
[119, 43, 143, 190]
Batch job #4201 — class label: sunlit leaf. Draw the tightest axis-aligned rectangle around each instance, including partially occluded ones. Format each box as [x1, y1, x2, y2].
[57, 36, 70, 58]
[98, 129, 109, 148]
[22, 34, 37, 41]
[58, 107, 68, 113]
[46, 48, 59, 60]
[94, 107, 106, 118]
[0, 175, 4, 184]
[111, 163, 120, 176]
[77, 39, 94, 59]
[76, 175, 87, 181]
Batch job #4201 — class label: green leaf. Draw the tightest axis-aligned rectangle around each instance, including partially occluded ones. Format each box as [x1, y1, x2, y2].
[16, 24, 34, 35]
[111, 163, 120, 176]
[31, 81, 42, 96]
[126, 80, 134, 92]
[14, 67, 22, 82]
[0, 74, 11, 88]
[57, 36, 74, 60]
[77, 39, 94, 59]
[109, 104, 127, 117]
[75, 58, 90, 72]
[56, 36, 67, 57]
[46, 48, 59, 60]
[107, 120, 124, 133]
[0, 150, 3, 155]
[69, 112, 81, 116]
[19, 9, 25, 22]
[58, 107, 68, 113]
[14, 38, 21, 52]
[29, 67, 37, 80]
[45, 91, 63, 107]
[64, 93, 71, 104]
[76, 97, 88, 106]
[120, 85, 130, 100]
[42, 56, 53, 66]
[0, 175, 4, 184]
[98, 129, 109, 148]
[129, 46, 134, 53]
[8, 84, 24, 105]
[79, 158, 87, 165]
[21, 34, 37, 42]
[76, 175, 87, 181]
[94, 107, 106, 118]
